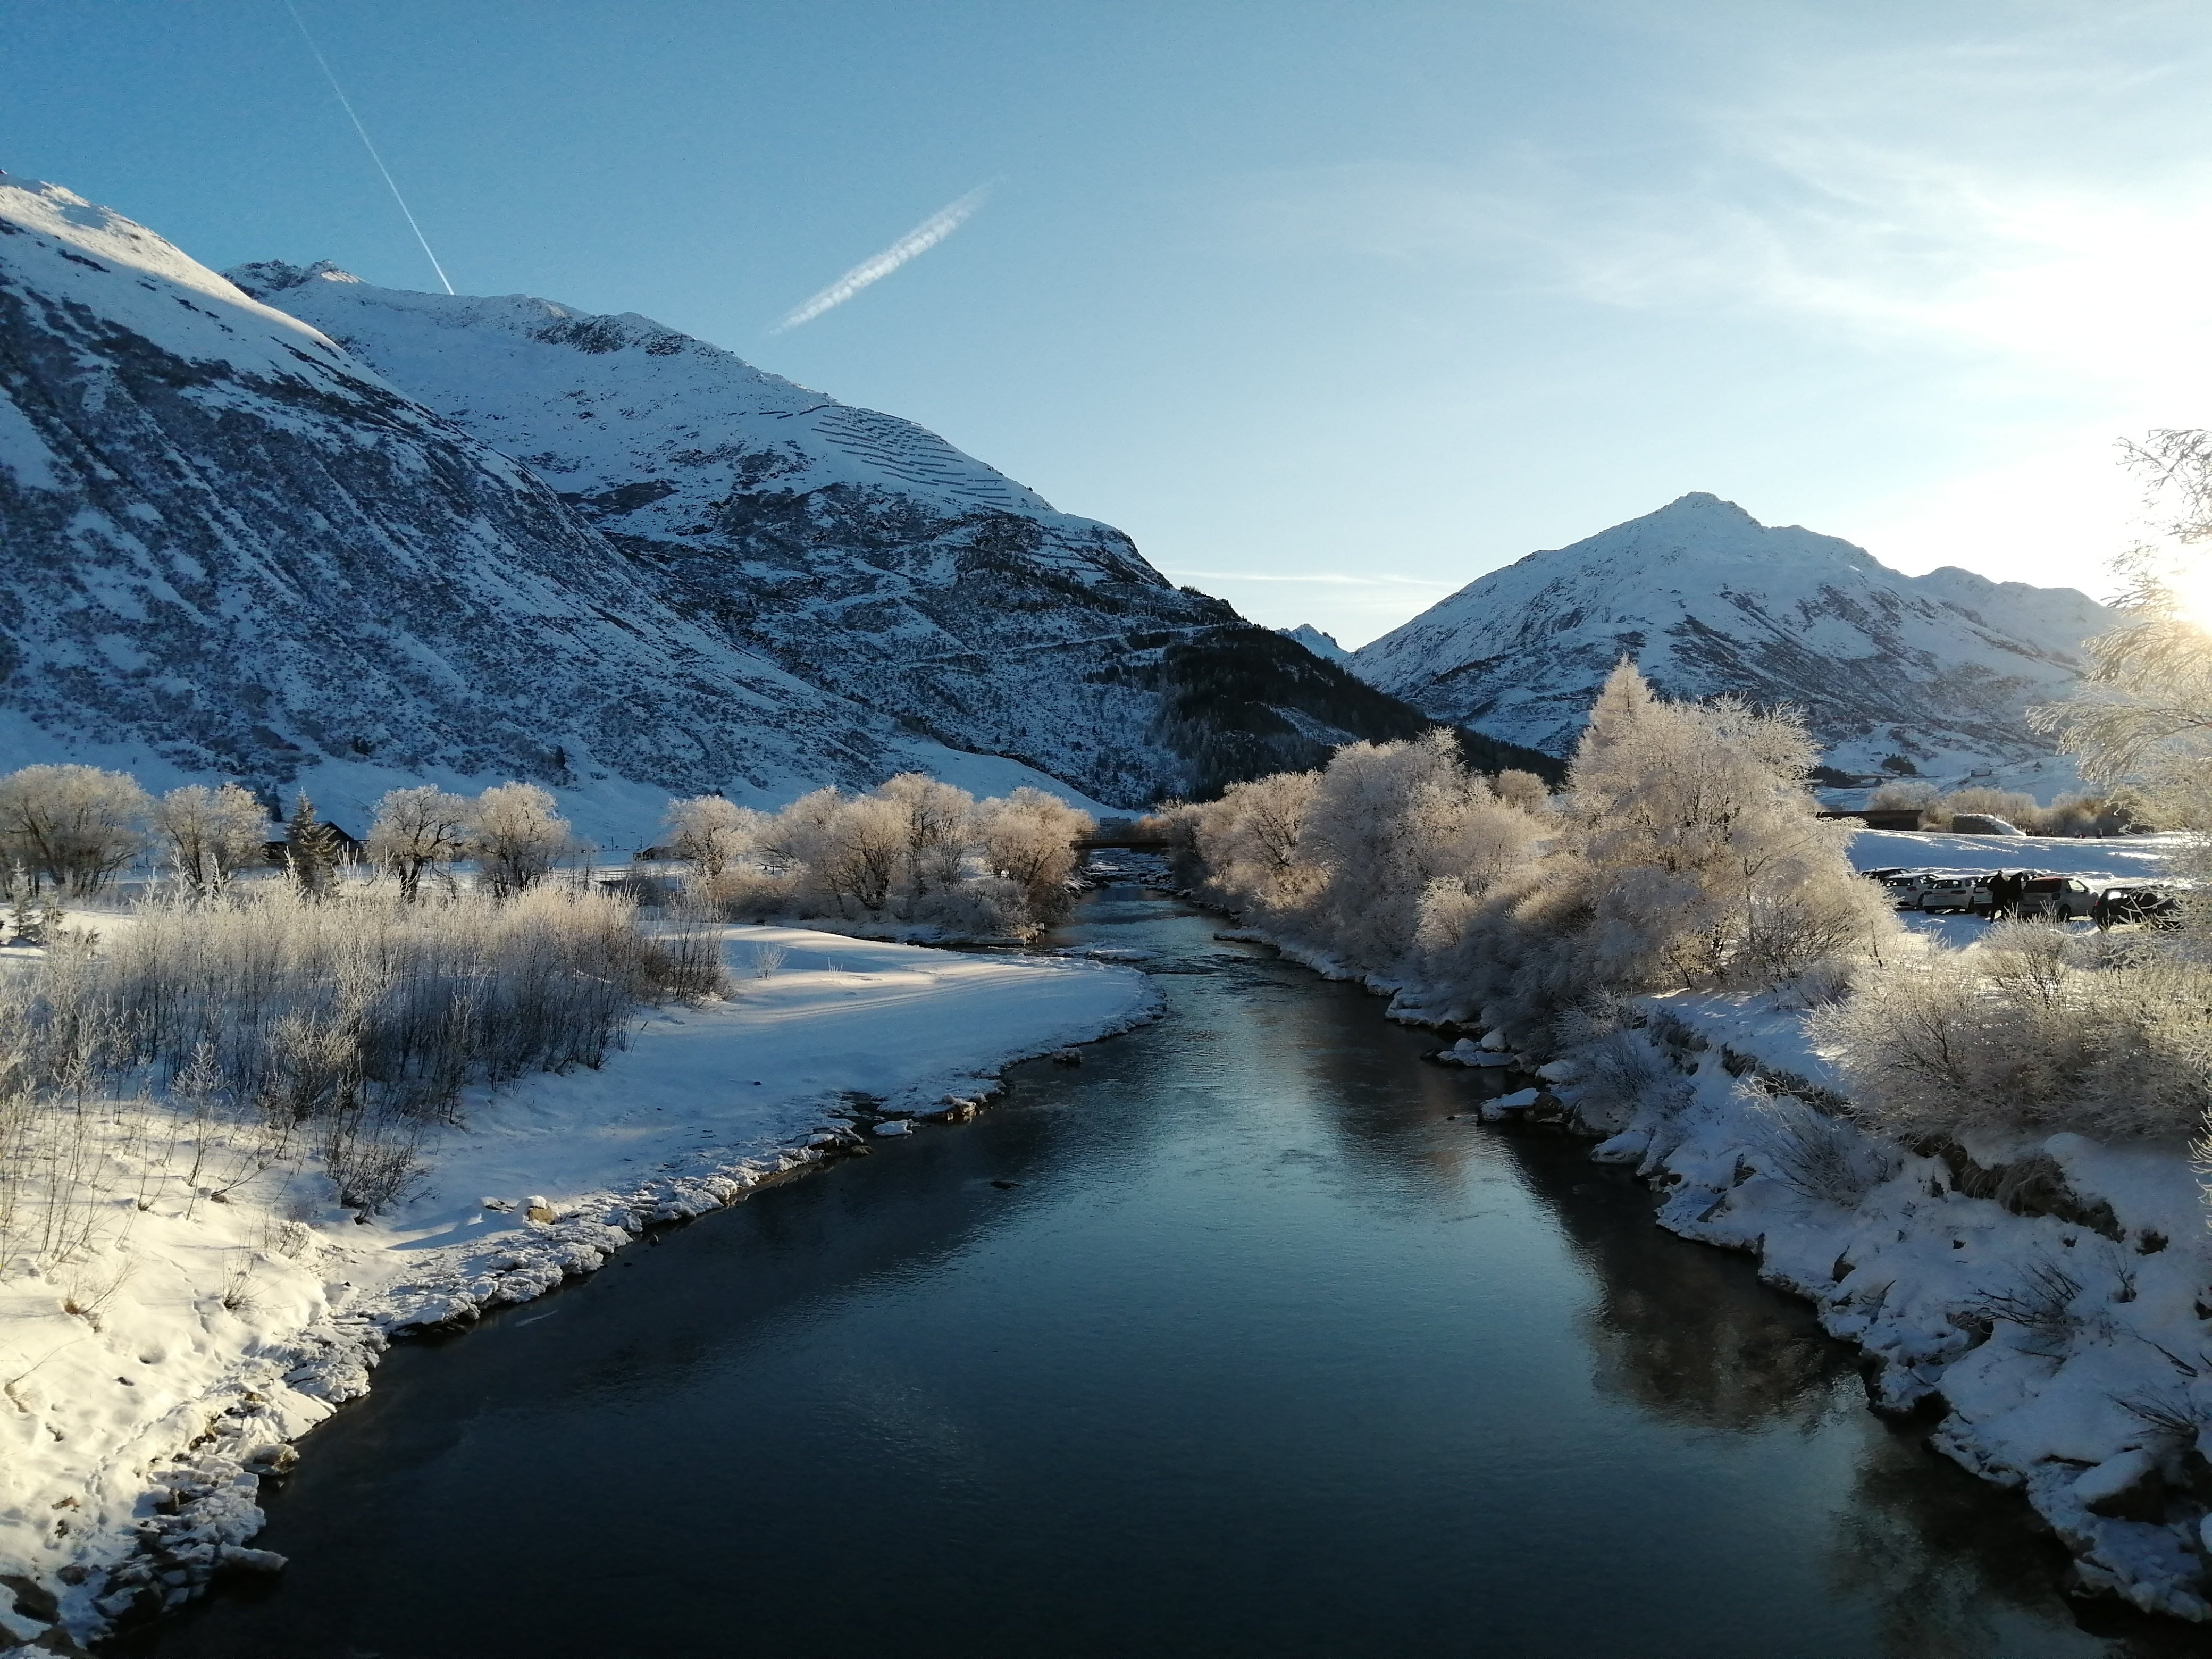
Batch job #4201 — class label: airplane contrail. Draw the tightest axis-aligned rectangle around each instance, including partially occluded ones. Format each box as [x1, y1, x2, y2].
[281, 0, 455, 295]
[774, 186, 990, 332]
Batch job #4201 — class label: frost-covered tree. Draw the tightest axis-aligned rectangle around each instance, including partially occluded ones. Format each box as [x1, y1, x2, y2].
[663, 794, 763, 879]
[1561, 661, 1893, 989]
[2034, 430, 2212, 828]
[472, 783, 572, 898]
[1294, 730, 1536, 974]
[368, 786, 474, 901]
[1489, 769, 1552, 815]
[0, 765, 150, 894]
[877, 773, 976, 900]
[976, 787, 1093, 922]
[773, 787, 906, 915]
[1187, 770, 1322, 916]
[152, 783, 267, 898]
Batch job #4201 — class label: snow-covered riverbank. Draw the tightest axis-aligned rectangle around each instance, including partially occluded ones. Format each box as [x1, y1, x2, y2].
[1218, 830, 2212, 1621]
[0, 927, 1158, 1652]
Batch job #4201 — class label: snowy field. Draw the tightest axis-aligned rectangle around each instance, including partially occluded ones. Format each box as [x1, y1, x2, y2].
[1847, 826, 2185, 881]
[0, 927, 1157, 1648]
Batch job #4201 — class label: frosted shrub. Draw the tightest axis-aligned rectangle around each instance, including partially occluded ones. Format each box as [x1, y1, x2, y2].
[1562, 663, 1894, 992]
[1184, 731, 1544, 982]
[152, 783, 267, 898]
[713, 777, 1091, 940]
[1807, 938, 2212, 1141]
[1490, 769, 1552, 814]
[1293, 732, 1513, 974]
[0, 883, 725, 1227]
[0, 765, 150, 894]
[1739, 1083, 1897, 1207]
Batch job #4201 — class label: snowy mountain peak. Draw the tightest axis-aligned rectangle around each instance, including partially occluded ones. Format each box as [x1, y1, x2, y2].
[1352, 498, 2110, 780]
[224, 263, 1062, 525]
[1278, 624, 1351, 664]
[0, 174, 354, 386]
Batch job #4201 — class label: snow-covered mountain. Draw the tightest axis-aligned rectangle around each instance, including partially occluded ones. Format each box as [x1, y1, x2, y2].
[1277, 624, 1351, 664]
[1352, 494, 2112, 777]
[0, 174, 1138, 840]
[0, 172, 1517, 838]
[224, 259, 1518, 805]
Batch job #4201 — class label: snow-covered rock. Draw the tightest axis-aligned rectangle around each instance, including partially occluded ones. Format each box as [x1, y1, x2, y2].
[1350, 492, 2112, 780]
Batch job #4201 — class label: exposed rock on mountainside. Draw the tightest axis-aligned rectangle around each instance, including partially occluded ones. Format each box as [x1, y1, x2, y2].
[229, 261, 1549, 802]
[1351, 493, 2110, 777]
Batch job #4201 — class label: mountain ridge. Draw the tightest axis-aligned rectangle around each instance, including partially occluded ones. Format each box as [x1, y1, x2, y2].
[229, 257, 1554, 803]
[1350, 493, 2109, 780]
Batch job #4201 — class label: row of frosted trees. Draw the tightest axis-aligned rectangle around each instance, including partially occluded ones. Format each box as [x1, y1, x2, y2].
[0, 765, 1093, 940]
[661, 775, 1093, 940]
[0, 767, 580, 902]
[1170, 659, 2212, 1145]
[0, 767, 1099, 1243]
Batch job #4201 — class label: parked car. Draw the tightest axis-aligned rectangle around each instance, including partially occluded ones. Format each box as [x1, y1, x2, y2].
[1880, 872, 1943, 909]
[2016, 875, 2099, 921]
[1923, 875, 1993, 914]
[1886, 873, 1989, 914]
[2092, 885, 2181, 929]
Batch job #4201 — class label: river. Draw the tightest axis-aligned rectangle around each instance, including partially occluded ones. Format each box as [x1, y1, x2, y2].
[127, 882, 2194, 1657]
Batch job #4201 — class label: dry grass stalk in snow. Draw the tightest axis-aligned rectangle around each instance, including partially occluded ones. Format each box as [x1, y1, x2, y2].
[0, 882, 725, 1253]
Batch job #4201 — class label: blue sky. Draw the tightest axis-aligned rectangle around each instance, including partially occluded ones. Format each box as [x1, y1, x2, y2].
[7, 2, 2211, 643]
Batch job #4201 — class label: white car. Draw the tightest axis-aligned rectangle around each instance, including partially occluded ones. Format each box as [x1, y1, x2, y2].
[1889, 873, 1990, 914]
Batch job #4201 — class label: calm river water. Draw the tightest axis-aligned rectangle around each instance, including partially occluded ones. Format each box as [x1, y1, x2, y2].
[131, 884, 2195, 1658]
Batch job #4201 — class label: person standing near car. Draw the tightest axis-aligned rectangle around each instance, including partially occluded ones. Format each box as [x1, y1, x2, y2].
[1988, 870, 2018, 919]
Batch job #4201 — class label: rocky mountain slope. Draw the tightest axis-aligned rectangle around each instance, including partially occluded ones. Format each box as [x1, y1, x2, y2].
[0, 173, 1134, 841]
[227, 259, 1548, 804]
[0, 172, 1532, 840]
[1351, 494, 2110, 779]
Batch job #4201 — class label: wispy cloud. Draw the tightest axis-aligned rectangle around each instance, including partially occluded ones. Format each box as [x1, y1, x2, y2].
[774, 186, 991, 332]
[1230, 18, 2212, 407]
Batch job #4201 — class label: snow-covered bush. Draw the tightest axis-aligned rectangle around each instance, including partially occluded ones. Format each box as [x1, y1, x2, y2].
[1181, 730, 1544, 982]
[367, 786, 473, 900]
[0, 764, 150, 895]
[151, 783, 268, 898]
[1807, 929, 2212, 1141]
[1739, 1083, 1897, 1207]
[471, 783, 573, 896]
[707, 776, 1092, 940]
[1180, 662, 1894, 1048]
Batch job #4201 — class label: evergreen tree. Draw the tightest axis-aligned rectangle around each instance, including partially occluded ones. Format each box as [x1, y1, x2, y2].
[286, 792, 341, 896]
